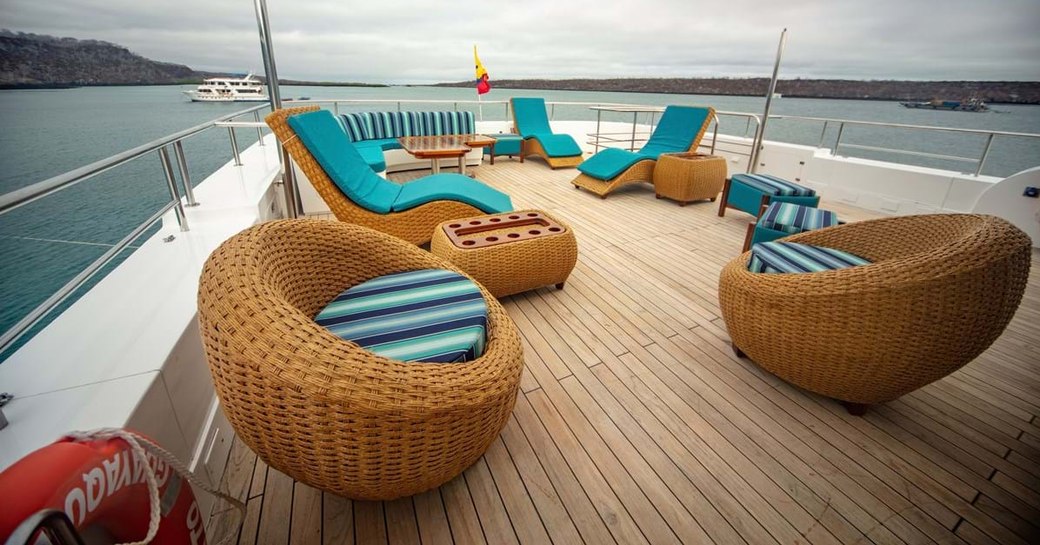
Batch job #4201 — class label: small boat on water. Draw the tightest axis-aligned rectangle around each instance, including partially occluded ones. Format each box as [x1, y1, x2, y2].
[900, 97, 989, 112]
[183, 73, 268, 102]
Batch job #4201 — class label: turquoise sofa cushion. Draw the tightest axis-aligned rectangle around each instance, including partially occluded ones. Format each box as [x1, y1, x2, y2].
[352, 142, 388, 173]
[394, 174, 513, 213]
[577, 147, 652, 180]
[640, 106, 712, 157]
[287, 110, 402, 213]
[529, 133, 582, 158]
[758, 202, 838, 235]
[511, 97, 552, 137]
[748, 241, 870, 274]
[733, 173, 815, 197]
[315, 269, 488, 363]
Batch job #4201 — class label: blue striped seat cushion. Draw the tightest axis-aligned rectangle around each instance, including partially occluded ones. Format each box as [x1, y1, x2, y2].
[337, 111, 476, 142]
[758, 202, 838, 235]
[315, 269, 488, 363]
[733, 173, 815, 197]
[748, 241, 871, 274]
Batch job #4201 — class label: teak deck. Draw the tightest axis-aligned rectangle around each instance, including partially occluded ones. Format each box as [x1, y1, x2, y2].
[207, 160, 1040, 545]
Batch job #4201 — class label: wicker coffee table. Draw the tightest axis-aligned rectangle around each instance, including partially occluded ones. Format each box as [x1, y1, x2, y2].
[431, 210, 578, 298]
[653, 152, 728, 206]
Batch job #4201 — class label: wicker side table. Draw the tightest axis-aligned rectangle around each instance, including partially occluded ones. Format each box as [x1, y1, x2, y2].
[653, 152, 728, 206]
[431, 210, 577, 298]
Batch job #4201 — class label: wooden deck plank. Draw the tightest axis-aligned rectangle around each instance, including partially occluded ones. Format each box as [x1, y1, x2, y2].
[222, 160, 1039, 545]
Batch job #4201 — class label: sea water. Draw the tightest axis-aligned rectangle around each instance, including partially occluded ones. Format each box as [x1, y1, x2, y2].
[1, 84, 1039, 354]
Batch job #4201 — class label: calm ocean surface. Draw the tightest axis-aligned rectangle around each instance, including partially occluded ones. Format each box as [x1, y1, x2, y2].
[1, 84, 1039, 354]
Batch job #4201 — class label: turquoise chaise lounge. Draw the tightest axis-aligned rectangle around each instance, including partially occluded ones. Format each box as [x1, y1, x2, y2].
[266, 106, 512, 245]
[510, 97, 584, 169]
[571, 105, 715, 198]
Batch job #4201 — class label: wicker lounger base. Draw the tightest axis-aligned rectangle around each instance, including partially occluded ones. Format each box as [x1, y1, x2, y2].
[523, 138, 583, 169]
[571, 159, 655, 198]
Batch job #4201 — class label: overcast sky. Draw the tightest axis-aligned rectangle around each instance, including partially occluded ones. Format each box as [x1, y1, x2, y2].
[2, 0, 1038, 83]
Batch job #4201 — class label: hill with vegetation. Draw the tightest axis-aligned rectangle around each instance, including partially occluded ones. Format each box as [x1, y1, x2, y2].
[435, 78, 1040, 104]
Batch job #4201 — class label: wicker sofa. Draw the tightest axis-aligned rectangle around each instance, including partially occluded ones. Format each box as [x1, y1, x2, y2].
[719, 214, 1031, 414]
[198, 219, 524, 500]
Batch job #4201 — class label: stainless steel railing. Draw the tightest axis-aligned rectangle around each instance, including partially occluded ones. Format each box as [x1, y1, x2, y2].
[0, 103, 272, 354]
[768, 115, 1040, 176]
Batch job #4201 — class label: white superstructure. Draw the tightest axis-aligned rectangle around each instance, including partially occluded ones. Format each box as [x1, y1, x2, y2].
[183, 73, 268, 102]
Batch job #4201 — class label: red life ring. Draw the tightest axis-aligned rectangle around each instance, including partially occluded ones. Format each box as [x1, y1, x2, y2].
[0, 432, 207, 544]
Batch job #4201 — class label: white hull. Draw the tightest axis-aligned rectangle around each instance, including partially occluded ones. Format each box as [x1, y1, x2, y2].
[184, 91, 268, 103]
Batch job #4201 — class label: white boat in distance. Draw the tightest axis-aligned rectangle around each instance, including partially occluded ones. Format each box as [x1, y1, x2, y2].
[183, 73, 268, 102]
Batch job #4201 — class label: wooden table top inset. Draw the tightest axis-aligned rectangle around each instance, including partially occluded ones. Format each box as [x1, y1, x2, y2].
[397, 134, 497, 159]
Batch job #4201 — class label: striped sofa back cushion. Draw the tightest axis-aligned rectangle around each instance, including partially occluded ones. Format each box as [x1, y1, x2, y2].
[337, 111, 476, 141]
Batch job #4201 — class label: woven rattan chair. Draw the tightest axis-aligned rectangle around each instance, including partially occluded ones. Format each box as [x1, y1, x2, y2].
[198, 219, 524, 500]
[267, 106, 501, 245]
[719, 214, 1031, 414]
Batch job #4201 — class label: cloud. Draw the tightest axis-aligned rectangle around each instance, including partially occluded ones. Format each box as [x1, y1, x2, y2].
[1, 0, 1037, 82]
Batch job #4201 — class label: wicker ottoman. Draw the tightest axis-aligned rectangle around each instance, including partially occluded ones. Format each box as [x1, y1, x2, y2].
[431, 210, 578, 298]
[653, 152, 728, 206]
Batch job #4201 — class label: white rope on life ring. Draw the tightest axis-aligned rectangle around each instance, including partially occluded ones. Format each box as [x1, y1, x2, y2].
[64, 428, 246, 545]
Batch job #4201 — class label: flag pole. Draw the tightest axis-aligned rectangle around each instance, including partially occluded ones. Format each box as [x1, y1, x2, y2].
[478, 89, 483, 121]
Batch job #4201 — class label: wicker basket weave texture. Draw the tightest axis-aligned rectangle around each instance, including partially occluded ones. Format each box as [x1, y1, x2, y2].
[430, 210, 578, 298]
[523, 138, 584, 169]
[652, 153, 728, 204]
[265, 106, 486, 245]
[197, 219, 524, 500]
[719, 214, 1031, 405]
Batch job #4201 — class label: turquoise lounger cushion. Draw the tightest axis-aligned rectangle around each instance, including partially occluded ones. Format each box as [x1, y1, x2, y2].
[288, 110, 401, 213]
[529, 133, 582, 158]
[315, 269, 488, 363]
[577, 148, 653, 180]
[748, 241, 870, 274]
[394, 174, 513, 213]
[640, 106, 712, 157]
[511, 97, 552, 137]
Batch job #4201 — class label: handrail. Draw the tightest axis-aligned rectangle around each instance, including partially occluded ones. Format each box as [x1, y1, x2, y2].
[0, 102, 272, 356]
[0, 103, 268, 215]
[768, 114, 1040, 176]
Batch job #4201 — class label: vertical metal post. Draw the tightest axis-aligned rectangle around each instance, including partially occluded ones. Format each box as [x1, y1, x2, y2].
[818, 120, 829, 148]
[173, 141, 198, 206]
[631, 111, 638, 151]
[333, 102, 340, 116]
[594, 109, 602, 152]
[551, 104, 556, 120]
[254, 0, 299, 219]
[975, 133, 995, 176]
[253, 110, 265, 146]
[227, 127, 242, 166]
[159, 147, 189, 231]
[748, 28, 788, 173]
[834, 122, 846, 156]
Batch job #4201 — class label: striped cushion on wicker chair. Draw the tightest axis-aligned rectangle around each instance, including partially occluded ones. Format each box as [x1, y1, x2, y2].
[316, 269, 488, 363]
[748, 241, 870, 274]
[758, 202, 838, 235]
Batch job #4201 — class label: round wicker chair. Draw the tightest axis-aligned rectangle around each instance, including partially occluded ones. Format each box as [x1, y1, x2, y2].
[719, 214, 1031, 413]
[197, 219, 524, 500]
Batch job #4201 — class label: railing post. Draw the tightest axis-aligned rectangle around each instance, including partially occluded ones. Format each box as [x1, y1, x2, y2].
[631, 112, 638, 151]
[159, 147, 189, 231]
[975, 133, 996, 176]
[173, 141, 198, 206]
[594, 109, 603, 152]
[397, 101, 402, 112]
[253, 110, 265, 146]
[818, 120, 829, 148]
[551, 104, 556, 120]
[333, 102, 339, 116]
[833, 122, 846, 156]
[228, 127, 242, 166]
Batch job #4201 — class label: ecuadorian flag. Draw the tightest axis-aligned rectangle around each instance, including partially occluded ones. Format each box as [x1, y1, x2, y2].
[474, 45, 491, 95]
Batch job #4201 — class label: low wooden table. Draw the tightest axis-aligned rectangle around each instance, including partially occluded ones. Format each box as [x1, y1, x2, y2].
[430, 210, 578, 298]
[398, 134, 497, 175]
